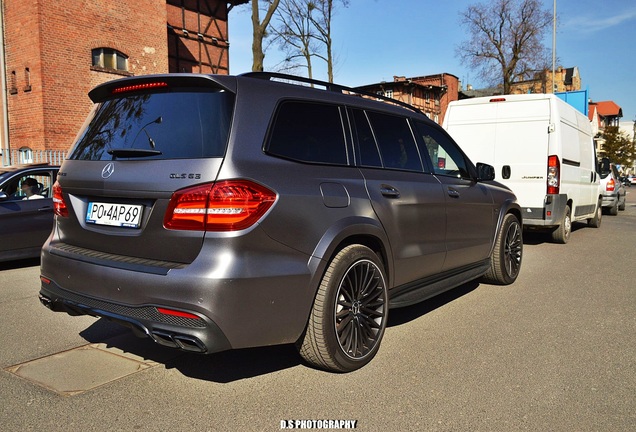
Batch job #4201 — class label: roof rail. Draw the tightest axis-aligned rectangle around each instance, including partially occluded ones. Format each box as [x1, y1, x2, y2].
[240, 72, 423, 115]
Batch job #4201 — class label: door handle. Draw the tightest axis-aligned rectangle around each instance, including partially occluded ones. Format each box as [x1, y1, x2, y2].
[447, 188, 460, 198]
[380, 185, 400, 198]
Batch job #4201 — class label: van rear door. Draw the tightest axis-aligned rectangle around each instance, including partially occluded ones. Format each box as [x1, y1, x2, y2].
[445, 97, 551, 219]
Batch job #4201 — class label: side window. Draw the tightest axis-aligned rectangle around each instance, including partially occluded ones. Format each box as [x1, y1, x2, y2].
[1, 171, 53, 201]
[366, 112, 423, 172]
[351, 109, 382, 168]
[414, 121, 471, 178]
[266, 101, 348, 165]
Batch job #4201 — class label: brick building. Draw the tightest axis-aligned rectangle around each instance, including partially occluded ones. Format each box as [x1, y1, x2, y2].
[356, 73, 460, 125]
[459, 66, 582, 100]
[509, 66, 581, 95]
[0, 0, 247, 165]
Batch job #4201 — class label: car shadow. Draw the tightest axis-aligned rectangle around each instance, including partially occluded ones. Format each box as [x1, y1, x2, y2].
[522, 222, 588, 246]
[79, 280, 482, 383]
[387, 280, 479, 327]
[80, 318, 303, 382]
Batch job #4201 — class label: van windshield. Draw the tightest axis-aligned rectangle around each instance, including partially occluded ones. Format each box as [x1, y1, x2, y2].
[69, 90, 234, 161]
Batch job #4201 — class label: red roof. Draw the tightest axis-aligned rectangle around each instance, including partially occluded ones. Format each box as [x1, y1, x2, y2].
[588, 105, 597, 123]
[593, 101, 622, 117]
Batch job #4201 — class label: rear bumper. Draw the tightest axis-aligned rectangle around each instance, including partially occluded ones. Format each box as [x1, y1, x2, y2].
[39, 281, 229, 353]
[39, 230, 318, 353]
[520, 194, 567, 228]
[601, 191, 619, 208]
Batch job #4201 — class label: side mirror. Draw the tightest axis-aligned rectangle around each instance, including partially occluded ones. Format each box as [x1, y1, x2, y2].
[0, 191, 7, 201]
[476, 163, 495, 181]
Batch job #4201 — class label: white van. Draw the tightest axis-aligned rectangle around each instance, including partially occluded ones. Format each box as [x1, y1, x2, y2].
[443, 94, 602, 243]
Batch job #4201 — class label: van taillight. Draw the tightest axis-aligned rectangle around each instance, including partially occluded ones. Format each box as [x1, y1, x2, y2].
[547, 155, 560, 195]
[163, 180, 276, 232]
[606, 178, 616, 192]
[52, 181, 69, 217]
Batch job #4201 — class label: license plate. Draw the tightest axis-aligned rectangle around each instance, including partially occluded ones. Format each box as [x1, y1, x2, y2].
[86, 202, 143, 228]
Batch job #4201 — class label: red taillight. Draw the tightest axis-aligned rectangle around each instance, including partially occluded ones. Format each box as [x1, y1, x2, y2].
[163, 180, 277, 232]
[605, 178, 616, 192]
[112, 81, 168, 95]
[52, 181, 69, 217]
[156, 307, 200, 320]
[489, 97, 506, 103]
[547, 155, 560, 195]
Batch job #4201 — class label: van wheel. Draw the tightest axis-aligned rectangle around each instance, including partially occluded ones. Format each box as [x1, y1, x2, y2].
[483, 213, 522, 285]
[551, 205, 571, 244]
[297, 245, 388, 372]
[588, 199, 602, 228]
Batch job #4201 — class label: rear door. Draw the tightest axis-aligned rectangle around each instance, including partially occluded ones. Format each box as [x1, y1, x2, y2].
[54, 76, 235, 264]
[446, 98, 550, 214]
[351, 109, 447, 286]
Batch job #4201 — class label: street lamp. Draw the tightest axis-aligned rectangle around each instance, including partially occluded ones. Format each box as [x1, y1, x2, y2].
[552, 0, 557, 93]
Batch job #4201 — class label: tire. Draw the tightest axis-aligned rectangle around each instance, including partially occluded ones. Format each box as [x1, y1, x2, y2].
[619, 196, 626, 211]
[297, 245, 388, 373]
[588, 199, 602, 228]
[551, 204, 571, 244]
[609, 200, 619, 216]
[482, 213, 522, 285]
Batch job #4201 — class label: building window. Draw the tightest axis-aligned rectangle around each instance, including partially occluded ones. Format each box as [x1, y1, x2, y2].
[91, 48, 128, 72]
[9, 71, 17, 95]
[24, 68, 32, 92]
[18, 147, 33, 164]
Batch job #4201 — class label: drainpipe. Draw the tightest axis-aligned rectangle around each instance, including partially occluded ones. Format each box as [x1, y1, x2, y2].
[0, 1, 10, 165]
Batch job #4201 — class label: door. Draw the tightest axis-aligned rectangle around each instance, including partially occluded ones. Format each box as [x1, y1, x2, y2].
[0, 168, 57, 256]
[414, 122, 495, 271]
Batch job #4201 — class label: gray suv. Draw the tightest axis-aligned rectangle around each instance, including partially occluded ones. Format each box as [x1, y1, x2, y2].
[39, 73, 522, 372]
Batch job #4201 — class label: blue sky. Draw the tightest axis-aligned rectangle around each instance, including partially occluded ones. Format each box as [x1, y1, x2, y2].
[228, 0, 636, 130]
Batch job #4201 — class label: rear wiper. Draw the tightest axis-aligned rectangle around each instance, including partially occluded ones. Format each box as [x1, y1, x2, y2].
[107, 148, 163, 158]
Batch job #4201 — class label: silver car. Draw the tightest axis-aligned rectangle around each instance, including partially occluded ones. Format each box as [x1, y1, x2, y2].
[599, 158, 626, 215]
[39, 73, 523, 372]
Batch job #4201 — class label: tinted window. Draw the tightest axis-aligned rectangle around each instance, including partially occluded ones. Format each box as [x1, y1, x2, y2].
[267, 101, 348, 165]
[414, 122, 471, 178]
[69, 90, 234, 161]
[366, 112, 422, 172]
[351, 109, 382, 168]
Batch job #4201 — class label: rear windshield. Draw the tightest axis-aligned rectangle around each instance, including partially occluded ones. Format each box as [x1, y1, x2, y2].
[68, 89, 234, 160]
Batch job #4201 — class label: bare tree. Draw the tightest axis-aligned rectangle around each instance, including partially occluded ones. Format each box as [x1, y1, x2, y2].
[251, 0, 281, 72]
[273, 0, 321, 79]
[308, 0, 349, 83]
[273, 0, 349, 82]
[456, 0, 552, 94]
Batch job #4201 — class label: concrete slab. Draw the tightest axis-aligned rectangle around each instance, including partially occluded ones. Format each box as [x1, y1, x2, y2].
[5, 344, 152, 396]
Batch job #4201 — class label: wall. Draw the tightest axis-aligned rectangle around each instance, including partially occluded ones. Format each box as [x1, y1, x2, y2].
[3, 0, 236, 155]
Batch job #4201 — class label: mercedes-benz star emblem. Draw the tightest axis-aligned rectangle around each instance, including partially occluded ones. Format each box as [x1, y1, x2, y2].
[101, 162, 115, 179]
